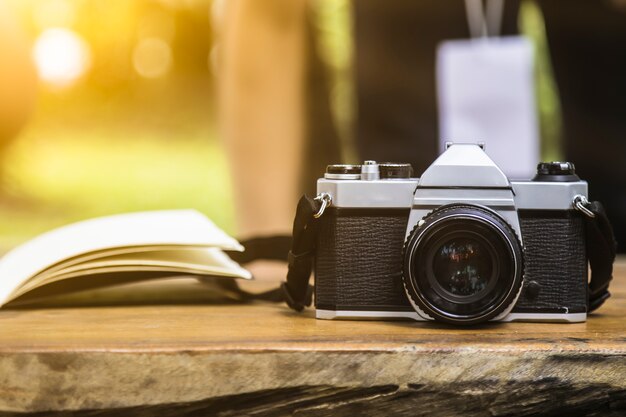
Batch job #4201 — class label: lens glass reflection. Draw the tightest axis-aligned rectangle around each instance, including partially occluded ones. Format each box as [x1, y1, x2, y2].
[432, 238, 492, 297]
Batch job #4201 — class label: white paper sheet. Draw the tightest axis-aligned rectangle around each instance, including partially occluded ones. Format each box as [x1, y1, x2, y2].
[437, 36, 540, 179]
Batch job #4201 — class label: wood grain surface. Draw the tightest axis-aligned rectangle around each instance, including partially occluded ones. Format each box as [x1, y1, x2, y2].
[0, 259, 624, 416]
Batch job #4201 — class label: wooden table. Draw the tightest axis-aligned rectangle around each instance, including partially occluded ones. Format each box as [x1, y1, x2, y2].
[0, 260, 625, 416]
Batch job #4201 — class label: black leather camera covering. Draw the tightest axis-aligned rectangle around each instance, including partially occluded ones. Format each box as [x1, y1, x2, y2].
[514, 210, 587, 314]
[315, 208, 412, 311]
[315, 207, 588, 315]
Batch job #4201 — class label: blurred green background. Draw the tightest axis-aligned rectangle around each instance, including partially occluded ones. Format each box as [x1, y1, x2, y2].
[0, 0, 558, 251]
[1, 0, 231, 250]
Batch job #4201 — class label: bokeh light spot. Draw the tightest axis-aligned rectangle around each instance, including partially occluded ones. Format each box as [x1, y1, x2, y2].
[32, 28, 91, 88]
[132, 37, 172, 79]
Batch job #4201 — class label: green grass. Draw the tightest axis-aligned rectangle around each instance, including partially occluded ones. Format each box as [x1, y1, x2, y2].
[0, 127, 235, 250]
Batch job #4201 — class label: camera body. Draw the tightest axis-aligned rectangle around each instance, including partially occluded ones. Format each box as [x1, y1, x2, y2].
[314, 144, 589, 324]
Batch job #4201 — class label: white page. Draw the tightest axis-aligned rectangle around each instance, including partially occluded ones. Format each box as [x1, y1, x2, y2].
[25, 265, 249, 289]
[437, 36, 540, 179]
[44, 247, 251, 281]
[30, 246, 247, 282]
[0, 210, 242, 305]
[30, 245, 212, 277]
[11, 247, 252, 300]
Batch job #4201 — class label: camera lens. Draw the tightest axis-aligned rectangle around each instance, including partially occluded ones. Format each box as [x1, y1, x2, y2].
[431, 237, 494, 298]
[402, 204, 523, 325]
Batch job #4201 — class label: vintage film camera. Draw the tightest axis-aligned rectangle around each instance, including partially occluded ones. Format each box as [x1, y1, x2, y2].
[309, 143, 611, 325]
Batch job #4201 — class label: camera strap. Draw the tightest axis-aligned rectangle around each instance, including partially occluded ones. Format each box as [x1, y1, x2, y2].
[583, 201, 617, 312]
[280, 194, 320, 311]
[221, 196, 318, 307]
[224, 236, 293, 303]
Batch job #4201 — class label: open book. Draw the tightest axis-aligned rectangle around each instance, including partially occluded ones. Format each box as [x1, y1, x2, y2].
[0, 210, 251, 307]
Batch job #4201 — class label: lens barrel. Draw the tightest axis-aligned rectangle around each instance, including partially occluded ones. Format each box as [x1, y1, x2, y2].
[402, 204, 523, 325]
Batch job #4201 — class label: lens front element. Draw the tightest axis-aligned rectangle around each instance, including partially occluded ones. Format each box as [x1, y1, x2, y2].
[403, 204, 523, 325]
[432, 237, 493, 298]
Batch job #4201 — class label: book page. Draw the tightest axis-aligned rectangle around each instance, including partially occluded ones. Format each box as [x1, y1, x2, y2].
[39, 247, 249, 282]
[0, 210, 242, 306]
[7, 276, 240, 307]
[30, 245, 220, 277]
[10, 248, 252, 301]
